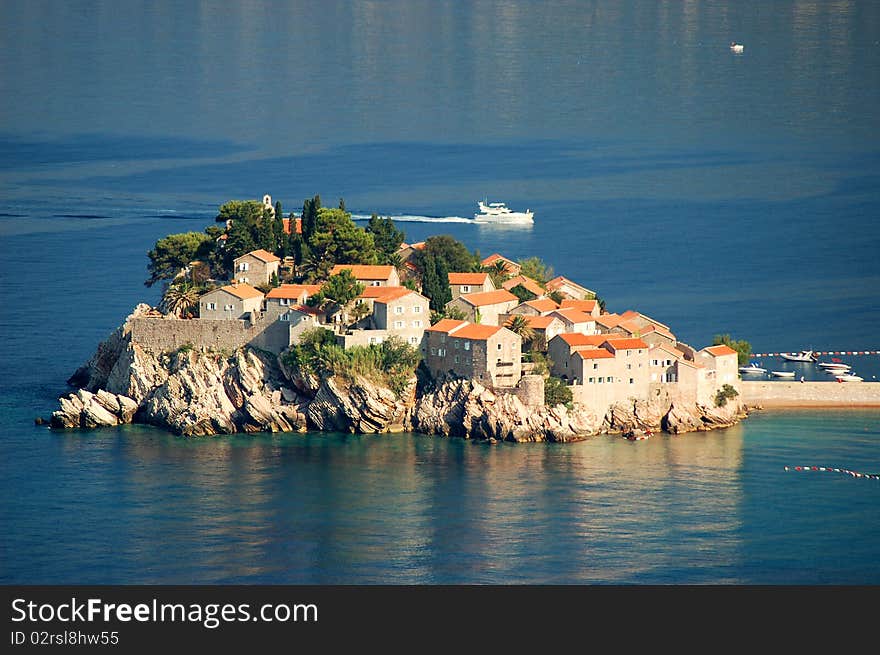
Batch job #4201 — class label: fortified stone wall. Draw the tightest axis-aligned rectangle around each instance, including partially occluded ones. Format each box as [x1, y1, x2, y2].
[130, 316, 289, 354]
[741, 381, 880, 407]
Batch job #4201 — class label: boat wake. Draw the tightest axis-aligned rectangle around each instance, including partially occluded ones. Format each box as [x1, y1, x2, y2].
[351, 213, 475, 224]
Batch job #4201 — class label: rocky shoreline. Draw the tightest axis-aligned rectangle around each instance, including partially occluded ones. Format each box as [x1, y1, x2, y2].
[50, 306, 748, 442]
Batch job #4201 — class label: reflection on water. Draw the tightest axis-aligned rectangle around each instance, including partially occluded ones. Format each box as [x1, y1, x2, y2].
[3, 424, 751, 584]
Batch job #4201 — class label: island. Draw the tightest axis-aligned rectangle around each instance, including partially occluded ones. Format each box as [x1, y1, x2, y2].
[50, 194, 749, 442]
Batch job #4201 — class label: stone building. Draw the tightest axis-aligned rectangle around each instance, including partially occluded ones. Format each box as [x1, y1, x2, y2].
[559, 298, 600, 317]
[545, 275, 594, 300]
[501, 275, 545, 299]
[264, 284, 323, 319]
[199, 283, 264, 320]
[330, 264, 400, 287]
[423, 319, 522, 387]
[549, 308, 597, 335]
[233, 249, 281, 287]
[445, 289, 519, 326]
[358, 286, 429, 347]
[448, 272, 495, 299]
[508, 298, 560, 316]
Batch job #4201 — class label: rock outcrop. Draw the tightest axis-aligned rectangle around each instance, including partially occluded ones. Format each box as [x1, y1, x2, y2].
[413, 378, 601, 442]
[53, 307, 747, 441]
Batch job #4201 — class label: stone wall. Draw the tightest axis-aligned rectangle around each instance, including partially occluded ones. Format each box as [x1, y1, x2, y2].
[130, 316, 290, 354]
[741, 381, 880, 407]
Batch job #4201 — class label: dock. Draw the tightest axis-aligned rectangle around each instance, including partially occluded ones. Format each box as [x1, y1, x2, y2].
[740, 381, 880, 408]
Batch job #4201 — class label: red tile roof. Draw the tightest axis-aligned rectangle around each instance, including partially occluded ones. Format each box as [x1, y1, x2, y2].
[513, 315, 560, 330]
[481, 253, 520, 274]
[455, 289, 518, 307]
[239, 249, 280, 264]
[265, 284, 318, 300]
[703, 344, 738, 357]
[546, 276, 592, 294]
[602, 338, 649, 351]
[502, 275, 545, 296]
[452, 324, 506, 340]
[558, 333, 608, 347]
[576, 349, 615, 360]
[560, 299, 598, 313]
[594, 313, 622, 328]
[281, 217, 303, 235]
[289, 304, 324, 316]
[426, 319, 467, 334]
[359, 286, 416, 303]
[521, 298, 559, 313]
[551, 308, 595, 324]
[218, 283, 264, 300]
[330, 264, 396, 280]
[449, 272, 491, 286]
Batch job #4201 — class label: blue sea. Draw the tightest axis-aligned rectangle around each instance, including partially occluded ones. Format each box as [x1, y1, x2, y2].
[1, 0, 879, 584]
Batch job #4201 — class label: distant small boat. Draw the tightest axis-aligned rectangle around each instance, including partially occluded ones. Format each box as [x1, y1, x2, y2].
[835, 373, 863, 382]
[739, 363, 767, 374]
[730, 42, 744, 53]
[818, 361, 851, 370]
[780, 350, 817, 362]
[771, 371, 796, 378]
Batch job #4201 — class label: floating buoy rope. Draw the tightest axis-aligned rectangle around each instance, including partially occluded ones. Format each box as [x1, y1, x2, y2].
[784, 466, 880, 481]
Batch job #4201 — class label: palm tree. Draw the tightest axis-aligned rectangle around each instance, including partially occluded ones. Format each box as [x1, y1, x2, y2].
[483, 259, 511, 288]
[505, 314, 535, 347]
[161, 282, 201, 317]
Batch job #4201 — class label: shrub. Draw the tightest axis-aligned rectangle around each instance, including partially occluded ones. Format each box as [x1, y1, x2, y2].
[715, 384, 739, 407]
[544, 376, 573, 407]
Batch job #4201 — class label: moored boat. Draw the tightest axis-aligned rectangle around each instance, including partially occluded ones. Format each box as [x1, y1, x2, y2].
[780, 350, 817, 362]
[818, 361, 851, 370]
[739, 363, 767, 374]
[771, 370, 796, 378]
[835, 373, 863, 382]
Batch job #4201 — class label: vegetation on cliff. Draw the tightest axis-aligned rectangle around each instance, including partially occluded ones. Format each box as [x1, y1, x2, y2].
[282, 328, 420, 397]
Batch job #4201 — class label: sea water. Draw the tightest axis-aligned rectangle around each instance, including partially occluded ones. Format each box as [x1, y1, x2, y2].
[1, 1, 879, 583]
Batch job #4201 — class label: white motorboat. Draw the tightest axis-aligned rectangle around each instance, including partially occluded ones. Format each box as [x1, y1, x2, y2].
[770, 371, 796, 378]
[780, 350, 817, 362]
[730, 42, 744, 53]
[818, 361, 850, 370]
[739, 364, 767, 374]
[826, 367, 852, 375]
[835, 373, 863, 382]
[474, 200, 534, 224]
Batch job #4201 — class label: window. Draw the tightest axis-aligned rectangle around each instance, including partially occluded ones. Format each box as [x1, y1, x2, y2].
[430, 348, 436, 356]
[497, 357, 502, 365]
[438, 348, 446, 357]
[454, 355, 460, 364]
[461, 285, 471, 293]
[598, 377, 603, 383]
[413, 320, 423, 328]
[413, 305, 422, 314]
[395, 306, 404, 314]
[207, 302, 216, 311]
[280, 298, 291, 306]
[626, 350, 631, 356]
[593, 363, 598, 370]
[238, 262, 249, 271]
[409, 337, 419, 345]
[497, 343, 502, 350]
[652, 359, 659, 366]
[369, 337, 377, 345]
[626, 363, 632, 370]
[394, 320, 404, 329]
[370, 281, 381, 286]
[280, 314, 289, 322]
[454, 340, 460, 349]
[629, 378, 634, 384]
[223, 304, 234, 311]
[666, 359, 672, 366]
[588, 377, 595, 383]
[464, 342, 470, 351]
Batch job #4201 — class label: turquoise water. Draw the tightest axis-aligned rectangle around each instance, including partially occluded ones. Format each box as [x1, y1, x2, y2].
[1, 1, 879, 583]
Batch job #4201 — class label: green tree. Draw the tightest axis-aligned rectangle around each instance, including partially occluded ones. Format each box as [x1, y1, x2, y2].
[715, 384, 739, 407]
[301, 195, 321, 243]
[712, 334, 753, 366]
[544, 376, 573, 407]
[272, 202, 285, 255]
[311, 269, 365, 321]
[483, 259, 512, 288]
[518, 257, 554, 285]
[505, 315, 536, 348]
[419, 235, 479, 273]
[257, 208, 277, 252]
[306, 207, 377, 274]
[215, 200, 264, 225]
[366, 214, 406, 264]
[146, 232, 213, 287]
[420, 252, 452, 312]
[222, 219, 258, 271]
[509, 284, 537, 304]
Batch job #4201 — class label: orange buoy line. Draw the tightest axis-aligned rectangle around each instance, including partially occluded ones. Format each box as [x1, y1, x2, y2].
[784, 466, 880, 481]
[752, 351, 880, 357]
